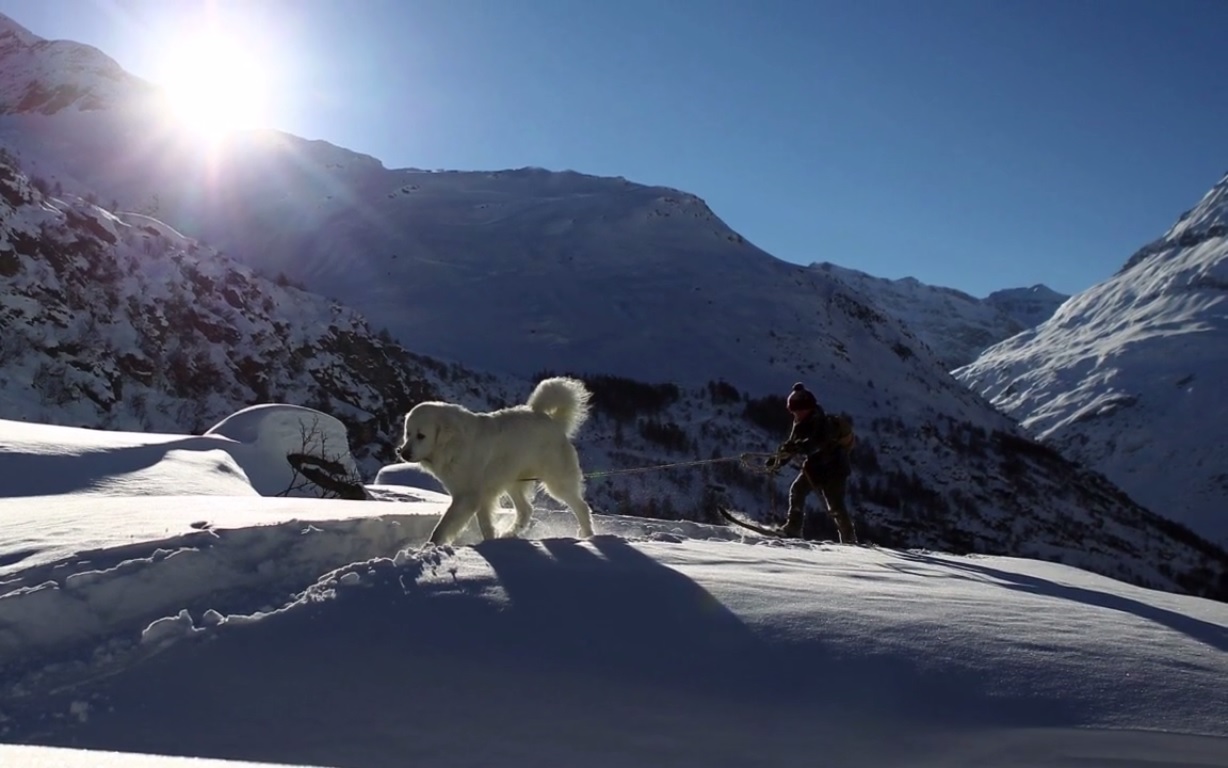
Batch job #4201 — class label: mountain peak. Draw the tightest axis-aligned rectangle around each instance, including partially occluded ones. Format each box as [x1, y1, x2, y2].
[1120, 171, 1228, 274]
[0, 13, 149, 116]
[813, 262, 1067, 368]
[985, 284, 1064, 300]
[1166, 170, 1228, 242]
[0, 13, 42, 46]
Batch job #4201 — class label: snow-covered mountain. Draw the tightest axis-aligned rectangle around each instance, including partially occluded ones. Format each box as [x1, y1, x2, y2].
[813, 262, 1067, 369]
[0, 14, 158, 117]
[0, 10, 1073, 385]
[0, 148, 459, 475]
[0, 13, 1024, 392]
[956, 172, 1228, 546]
[985, 283, 1071, 329]
[1, 13, 1226, 598]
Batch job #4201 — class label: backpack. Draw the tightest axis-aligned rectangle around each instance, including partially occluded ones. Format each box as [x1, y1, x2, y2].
[827, 412, 856, 451]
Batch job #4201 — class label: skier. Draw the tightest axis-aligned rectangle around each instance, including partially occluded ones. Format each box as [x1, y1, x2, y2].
[767, 382, 858, 543]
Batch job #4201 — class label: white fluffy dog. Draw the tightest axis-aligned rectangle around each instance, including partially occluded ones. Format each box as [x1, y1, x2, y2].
[397, 376, 597, 546]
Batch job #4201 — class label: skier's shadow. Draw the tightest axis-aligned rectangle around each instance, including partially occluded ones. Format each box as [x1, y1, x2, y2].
[891, 550, 1228, 653]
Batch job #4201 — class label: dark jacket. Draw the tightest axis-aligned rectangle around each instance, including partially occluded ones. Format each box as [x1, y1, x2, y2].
[782, 407, 851, 477]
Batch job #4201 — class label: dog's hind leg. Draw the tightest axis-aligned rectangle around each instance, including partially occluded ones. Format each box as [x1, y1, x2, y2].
[474, 497, 498, 541]
[504, 482, 537, 538]
[543, 475, 595, 539]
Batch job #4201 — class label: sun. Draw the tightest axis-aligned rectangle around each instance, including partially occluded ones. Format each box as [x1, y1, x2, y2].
[154, 26, 272, 142]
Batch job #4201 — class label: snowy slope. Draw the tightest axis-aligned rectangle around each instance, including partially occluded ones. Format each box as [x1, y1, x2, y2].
[6, 119, 906, 393]
[956, 172, 1228, 545]
[1, 418, 1226, 768]
[0, 149, 483, 475]
[814, 262, 1067, 368]
[0, 14, 158, 118]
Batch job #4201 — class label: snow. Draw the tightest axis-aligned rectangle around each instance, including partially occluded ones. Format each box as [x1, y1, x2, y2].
[1, 418, 1226, 767]
[0, 419, 258, 499]
[0, 405, 363, 501]
[1163, 172, 1228, 245]
[0, 746, 326, 768]
[0, 152, 452, 475]
[0, 14, 41, 46]
[985, 283, 1072, 329]
[203, 404, 364, 497]
[0, 13, 157, 119]
[373, 460, 446, 493]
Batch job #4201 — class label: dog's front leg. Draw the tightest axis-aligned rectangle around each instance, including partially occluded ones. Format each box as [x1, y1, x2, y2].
[429, 496, 478, 546]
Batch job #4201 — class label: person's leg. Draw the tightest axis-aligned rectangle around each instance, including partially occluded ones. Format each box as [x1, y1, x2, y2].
[783, 469, 813, 537]
[820, 474, 857, 544]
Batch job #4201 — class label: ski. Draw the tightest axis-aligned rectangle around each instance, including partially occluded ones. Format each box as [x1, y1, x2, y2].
[718, 508, 873, 546]
[718, 507, 788, 538]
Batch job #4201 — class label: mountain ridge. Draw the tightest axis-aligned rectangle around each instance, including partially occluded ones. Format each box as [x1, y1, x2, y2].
[812, 262, 1067, 369]
[0, 14, 1056, 393]
[984, 283, 1070, 329]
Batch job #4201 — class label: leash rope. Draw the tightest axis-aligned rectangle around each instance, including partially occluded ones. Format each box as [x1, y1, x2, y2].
[583, 451, 787, 480]
[515, 450, 795, 527]
[585, 455, 732, 479]
[518, 451, 789, 483]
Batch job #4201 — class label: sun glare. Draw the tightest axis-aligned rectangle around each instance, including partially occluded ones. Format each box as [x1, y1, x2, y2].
[155, 26, 272, 142]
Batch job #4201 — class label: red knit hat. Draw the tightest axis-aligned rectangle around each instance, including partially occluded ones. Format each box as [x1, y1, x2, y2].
[786, 382, 816, 412]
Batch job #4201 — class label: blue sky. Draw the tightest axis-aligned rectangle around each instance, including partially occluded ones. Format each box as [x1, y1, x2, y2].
[2, 0, 1226, 298]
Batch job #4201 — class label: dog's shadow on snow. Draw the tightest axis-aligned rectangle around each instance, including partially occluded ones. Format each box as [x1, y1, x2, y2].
[467, 534, 780, 698]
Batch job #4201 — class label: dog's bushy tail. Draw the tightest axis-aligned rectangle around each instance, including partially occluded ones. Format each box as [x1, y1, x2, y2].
[527, 376, 592, 438]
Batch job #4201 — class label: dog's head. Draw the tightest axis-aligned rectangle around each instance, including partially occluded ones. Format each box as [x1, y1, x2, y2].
[396, 403, 453, 465]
